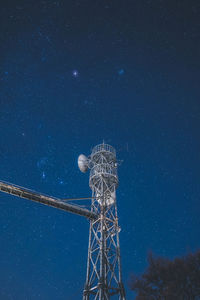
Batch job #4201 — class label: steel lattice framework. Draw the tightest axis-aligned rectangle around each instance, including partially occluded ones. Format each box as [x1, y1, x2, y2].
[0, 143, 126, 300]
[83, 144, 126, 299]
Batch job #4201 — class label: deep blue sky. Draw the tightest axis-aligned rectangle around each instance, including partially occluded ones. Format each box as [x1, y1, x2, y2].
[0, 1, 199, 299]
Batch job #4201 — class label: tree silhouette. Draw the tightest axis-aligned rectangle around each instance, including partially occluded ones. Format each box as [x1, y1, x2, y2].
[130, 250, 200, 300]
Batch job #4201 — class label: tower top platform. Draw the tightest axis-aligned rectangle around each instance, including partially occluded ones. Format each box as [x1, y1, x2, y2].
[91, 143, 116, 158]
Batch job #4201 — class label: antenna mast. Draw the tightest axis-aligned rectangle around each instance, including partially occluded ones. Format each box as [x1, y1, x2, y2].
[79, 144, 126, 299]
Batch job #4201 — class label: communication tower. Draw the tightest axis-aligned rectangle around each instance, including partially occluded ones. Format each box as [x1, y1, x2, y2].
[0, 143, 126, 300]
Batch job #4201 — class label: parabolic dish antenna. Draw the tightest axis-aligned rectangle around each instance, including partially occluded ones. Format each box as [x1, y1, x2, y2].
[96, 191, 116, 206]
[78, 154, 88, 173]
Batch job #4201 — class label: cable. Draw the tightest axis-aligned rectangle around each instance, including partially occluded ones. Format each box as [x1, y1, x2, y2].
[62, 197, 95, 201]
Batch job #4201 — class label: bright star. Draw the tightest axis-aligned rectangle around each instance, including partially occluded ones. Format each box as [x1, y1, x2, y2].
[72, 70, 79, 77]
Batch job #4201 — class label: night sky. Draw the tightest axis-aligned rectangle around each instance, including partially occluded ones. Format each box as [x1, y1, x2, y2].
[0, 1, 200, 299]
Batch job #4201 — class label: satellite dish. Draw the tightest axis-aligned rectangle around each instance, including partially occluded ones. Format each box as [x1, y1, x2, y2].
[107, 191, 116, 206]
[78, 154, 88, 173]
[96, 191, 116, 206]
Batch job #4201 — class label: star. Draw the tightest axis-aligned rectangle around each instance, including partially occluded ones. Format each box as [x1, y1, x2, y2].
[118, 69, 124, 75]
[42, 171, 46, 179]
[72, 70, 79, 77]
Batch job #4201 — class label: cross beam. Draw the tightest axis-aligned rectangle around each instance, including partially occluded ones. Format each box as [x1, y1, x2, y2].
[0, 181, 97, 220]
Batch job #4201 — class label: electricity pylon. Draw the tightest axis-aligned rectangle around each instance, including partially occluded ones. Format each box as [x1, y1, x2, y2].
[0, 143, 126, 300]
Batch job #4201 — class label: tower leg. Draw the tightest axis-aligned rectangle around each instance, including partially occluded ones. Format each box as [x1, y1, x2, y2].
[83, 193, 126, 299]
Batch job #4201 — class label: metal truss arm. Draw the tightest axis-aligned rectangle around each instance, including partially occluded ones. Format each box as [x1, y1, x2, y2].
[0, 181, 97, 220]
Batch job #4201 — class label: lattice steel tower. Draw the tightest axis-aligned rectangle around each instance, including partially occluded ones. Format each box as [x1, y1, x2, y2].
[80, 143, 126, 300]
[0, 143, 126, 300]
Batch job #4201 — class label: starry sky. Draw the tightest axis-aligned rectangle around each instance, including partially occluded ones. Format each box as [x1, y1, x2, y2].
[0, 1, 200, 299]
